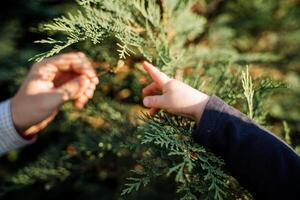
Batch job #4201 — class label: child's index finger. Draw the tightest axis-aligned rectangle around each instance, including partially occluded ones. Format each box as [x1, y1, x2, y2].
[143, 61, 170, 87]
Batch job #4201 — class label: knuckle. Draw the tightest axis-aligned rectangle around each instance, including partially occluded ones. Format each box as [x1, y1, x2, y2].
[66, 51, 78, 56]
[31, 63, 41, 71]
[55, 54, 66, 60]
[60, 52, 78, 60]
[77, 52, 86, 58]
[165, 79, 177, 91]
[35, 57, 50, 65]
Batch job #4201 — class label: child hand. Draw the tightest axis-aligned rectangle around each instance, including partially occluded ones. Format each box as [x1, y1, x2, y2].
[142, 62, 210, 123]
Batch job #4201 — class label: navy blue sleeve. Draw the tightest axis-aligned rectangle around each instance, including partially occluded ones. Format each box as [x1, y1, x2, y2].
[192, 96, 300, 200]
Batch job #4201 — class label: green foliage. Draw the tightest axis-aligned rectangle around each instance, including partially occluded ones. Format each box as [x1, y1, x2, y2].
[242, 66, 255, 119]
[0, 0, 299, 199]
[122, 113, 229, 200]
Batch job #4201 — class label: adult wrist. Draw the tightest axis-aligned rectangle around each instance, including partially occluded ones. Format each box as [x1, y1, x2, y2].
[11, 96, 35, 140]
[0, 100, 36, 155]
[11, 96, 24, 132]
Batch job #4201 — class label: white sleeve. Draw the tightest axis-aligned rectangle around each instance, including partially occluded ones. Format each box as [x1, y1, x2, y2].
[0, 100, 36, 156]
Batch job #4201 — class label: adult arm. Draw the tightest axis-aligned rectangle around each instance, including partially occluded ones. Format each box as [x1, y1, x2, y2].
[0, 100, 35, 155]
[0, 52, 98, 156]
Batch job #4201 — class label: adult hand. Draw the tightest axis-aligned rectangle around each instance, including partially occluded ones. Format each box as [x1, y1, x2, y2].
[142, 62, 210, 123]
[11, 52, 99, 137]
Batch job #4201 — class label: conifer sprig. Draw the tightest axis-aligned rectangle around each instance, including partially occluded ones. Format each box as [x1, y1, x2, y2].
[3, 0, 283, 199]
[121, 113, 229, 200]
[242, 66, 255, 119]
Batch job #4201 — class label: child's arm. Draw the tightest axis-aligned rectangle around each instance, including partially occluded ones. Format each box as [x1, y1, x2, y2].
[142, 62, 300, 200]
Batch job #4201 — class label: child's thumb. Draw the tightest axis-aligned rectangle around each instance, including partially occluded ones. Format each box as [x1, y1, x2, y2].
[143, 95, 165, 109]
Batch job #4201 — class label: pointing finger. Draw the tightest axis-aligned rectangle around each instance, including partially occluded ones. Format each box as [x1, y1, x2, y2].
[143, 62, 170, 88]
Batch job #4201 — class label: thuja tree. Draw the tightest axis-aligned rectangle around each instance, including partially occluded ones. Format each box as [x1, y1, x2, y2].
[1, 0, 285, 199]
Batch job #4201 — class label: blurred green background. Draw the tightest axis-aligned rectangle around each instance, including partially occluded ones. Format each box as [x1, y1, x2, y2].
[0, 0, 299, 199]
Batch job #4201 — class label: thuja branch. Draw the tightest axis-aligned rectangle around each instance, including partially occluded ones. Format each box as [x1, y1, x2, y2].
[242, 66, 254, 119]
[122, 112, 230, 200]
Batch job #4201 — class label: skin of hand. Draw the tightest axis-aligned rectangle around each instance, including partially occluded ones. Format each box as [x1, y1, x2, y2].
[142, 62, 210, 123]
[11, 52, 99, 138]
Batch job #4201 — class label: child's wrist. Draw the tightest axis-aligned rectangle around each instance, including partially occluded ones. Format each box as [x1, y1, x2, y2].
[192, 94, 210, 123]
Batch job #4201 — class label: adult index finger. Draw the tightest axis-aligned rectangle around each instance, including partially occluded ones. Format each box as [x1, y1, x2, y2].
[42, 52, 97, 80]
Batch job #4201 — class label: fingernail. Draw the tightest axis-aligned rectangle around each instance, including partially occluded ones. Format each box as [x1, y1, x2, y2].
[76, 103, 84, 109]
[85, 89, 94, 98]
[77, 52, 85, 58]
[92, 77, 99, 84]
[143, 61, 151, 67]
[143, 62, 158, 71]
[143, 98, 150, 107]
